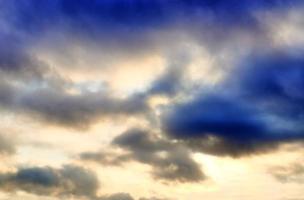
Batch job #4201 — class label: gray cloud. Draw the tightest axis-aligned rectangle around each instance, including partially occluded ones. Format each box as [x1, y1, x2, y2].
[0, 34, 66, 92]
[97, 193, 134, 200]
[18, 89, 149, 129]
[147, 54, 188, 97]
[0, 32, 149, 129]
[0, 165, 99, 198]
[83, 128, 206, 183]
[80, 151, 129, 166]
[0, 164, 165, 200]
[0, 79, 149, 129]
[0, 80, 16, 107]
[139, 198, 170, 200]
[0, 35, 46, 81]
[0, 0, 288, 132]
[97, 193, 170, 200]
[269, 162, 304, 183]
[0, 133, 15, 155]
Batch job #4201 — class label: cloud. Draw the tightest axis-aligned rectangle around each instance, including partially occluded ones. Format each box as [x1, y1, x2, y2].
[0, 31, 150, 129]
[139, 198, 170, 200]
[0, 77, 149, 128]
[1, 1, 303, 200]
[80, 151, 129, 166]
[17, 89, 149, 129]
[147, 54, 188, 97]
[97, 193, 169, 200]
[2, 0, 303, 131]
[4, 0, 303, 32]
[164, 96, 267, 140]
[162, 51, 304, 157]
[0, 165, 99, 198]
[269, 161, 304, 183]
[0, 164, 165, 200]
[0, 34, 65, 90]
[2, 0, 302, 52]
[0, 36, 46, 80]
[107, 128, 205, 182]
[0, 80, 16, 107]
[97, 193, 134, 200]
[81, 128, 206, 183]
[0, 133, 15, 155]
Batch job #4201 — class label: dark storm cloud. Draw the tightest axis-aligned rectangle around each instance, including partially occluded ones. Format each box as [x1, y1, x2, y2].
[110, 128, 205, 182]
[0, 165, 99, 198]
[162, 51, 304, 157]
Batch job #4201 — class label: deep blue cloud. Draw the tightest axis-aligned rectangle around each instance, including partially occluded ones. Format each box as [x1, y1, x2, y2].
[163, 51, 304, 156]
[2, 0, 303, 40]
[228, 51, 304, 135]
[164, 96, 267, 141]
[15, 167, 59, 187]
[231, 52, 304, 106]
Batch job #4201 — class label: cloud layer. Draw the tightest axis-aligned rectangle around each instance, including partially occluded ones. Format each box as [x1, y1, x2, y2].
[0, 165, 99, 198]
[163, 51, 304, 157]
[82, 128, 205, 183]
[1, 1, 304, 199]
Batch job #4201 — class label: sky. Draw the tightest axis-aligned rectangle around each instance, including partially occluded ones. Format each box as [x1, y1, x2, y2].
[0, 0, 304, 200]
